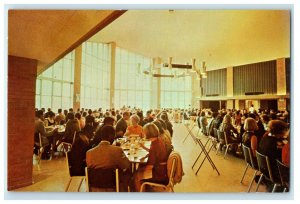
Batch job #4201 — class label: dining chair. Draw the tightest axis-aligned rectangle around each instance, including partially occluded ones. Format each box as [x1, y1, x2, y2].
[139, 151, 181, 192]
[85, 167, 119, 192]
[34, 133, 46, 164]
[240, 144, 259, 192]
[65, 151, 84, 192]
[216, 130, 225, 155]
[61, 131, 76, 153]
[223, 131, 240, 159]
[255, 151, 280, 192]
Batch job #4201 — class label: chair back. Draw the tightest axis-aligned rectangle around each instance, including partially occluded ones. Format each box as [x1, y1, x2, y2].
[256, 151, 274, 182]
[167, 155, 177, 186]
[276, 160, 290, 190]
[242, 144, 256, 168]
[213, 128, 218, 139]
[66, 151, 72, 177]
[85, 167, 119, 192]
[39, 133, 43, 147]
[217, 130, 225, 144]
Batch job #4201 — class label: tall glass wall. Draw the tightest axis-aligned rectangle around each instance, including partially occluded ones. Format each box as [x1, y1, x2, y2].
[160, 69, 192, 109]
[80, 42, 111, 110]
[35, 43, 193, 112]
[35, 51, 74, 111]
[114, 47, 152, 111]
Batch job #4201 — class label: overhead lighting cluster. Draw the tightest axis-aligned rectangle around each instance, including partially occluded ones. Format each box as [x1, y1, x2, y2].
[138, 57, 208, 79]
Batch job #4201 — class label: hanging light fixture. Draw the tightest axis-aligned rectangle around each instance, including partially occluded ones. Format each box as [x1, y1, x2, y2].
[201, 61, 208, 78]
[168, 57, 172, 70]
[190, 58, 196, 73]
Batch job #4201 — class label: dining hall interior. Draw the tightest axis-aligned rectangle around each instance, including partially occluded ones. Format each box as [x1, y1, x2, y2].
[6, 8, 292, 197]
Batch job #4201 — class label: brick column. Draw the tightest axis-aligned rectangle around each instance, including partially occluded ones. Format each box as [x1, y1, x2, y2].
[8, 56, 37, 190]
[73, 46, 82, 111]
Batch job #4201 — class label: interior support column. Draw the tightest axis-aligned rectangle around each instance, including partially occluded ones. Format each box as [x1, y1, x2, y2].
[110, 42, 116, 109]
[7, 56, 37, 190]
[73, 46, 82, 111]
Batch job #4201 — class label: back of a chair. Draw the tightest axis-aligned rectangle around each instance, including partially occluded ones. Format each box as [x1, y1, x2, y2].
[85, 167, 119, 192]
[167, 157, 177, 186]
[277, 160, 290, 189]
[256, 151, 274, 182]
[217, 130, 225, 144]
[66, 151, 72, 177]
[242, 144, 255, 168]
[213, 128, 218, 140]
[39, 133, 43, 147]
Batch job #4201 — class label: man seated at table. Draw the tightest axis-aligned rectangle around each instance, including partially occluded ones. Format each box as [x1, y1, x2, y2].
[90, 116, 115, 148]
[34, 110, 58, 160]
[86, 126, 131, 192]
[115, 111, 130, 138]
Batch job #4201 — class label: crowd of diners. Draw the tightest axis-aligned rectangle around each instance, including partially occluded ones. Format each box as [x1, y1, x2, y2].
[34, 106, 176, 192]
[193, 106, 290, 192]
[34, 105, 290, 192]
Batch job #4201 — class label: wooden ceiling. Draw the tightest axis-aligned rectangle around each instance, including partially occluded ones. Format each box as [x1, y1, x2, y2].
[89, 10, 290, 70]
[8, 10, 126, 74]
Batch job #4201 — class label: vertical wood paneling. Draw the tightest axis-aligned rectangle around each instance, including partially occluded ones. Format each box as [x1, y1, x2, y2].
[233, 60, 277, 95]
[203, 68, 227, 96]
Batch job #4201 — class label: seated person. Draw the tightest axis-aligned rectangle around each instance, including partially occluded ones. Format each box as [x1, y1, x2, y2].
[86, 126, 131, 192]
[62, 112, 81, 144]
[153, 120, 173, 156]
[258, 120, 289, 188]
[34, 110, 58, 159]
[219, 114, 240, 143]
[242, 118, 259, 166]
[69, 132, 90, 176]
[84, 109, 96, 138]
[45, 111, 56, 126]
[55, 108, 65, 125]
[133, 123, 169, 192]
[124, 114, 143, 138]
[115, 111, 130, 138]
[91, 116, 115, 148]
[160, 113, 173, 137]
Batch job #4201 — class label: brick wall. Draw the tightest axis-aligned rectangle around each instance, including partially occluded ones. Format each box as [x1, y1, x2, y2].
[7, 55, 37, 190]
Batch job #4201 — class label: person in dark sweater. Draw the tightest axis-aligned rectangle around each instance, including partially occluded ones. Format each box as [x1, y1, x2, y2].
[160, 113, 173, 137]
[69, 133, 90, 176]
[115, 111, 130, 138]
[90, 116, 115, 148]
[258, 120, 289, 187]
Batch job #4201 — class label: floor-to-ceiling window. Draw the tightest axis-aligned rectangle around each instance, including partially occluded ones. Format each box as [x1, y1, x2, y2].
[114, 47, 151, 111]
[80, 42, 111, 110]
[160, 69, 192, 109]
[35, 51, 74, 111]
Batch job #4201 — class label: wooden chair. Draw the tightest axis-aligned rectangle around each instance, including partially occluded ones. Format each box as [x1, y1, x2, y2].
[34, 133, 46, 164]
[240, 144, 259, 192]
[61, 131, 77, 153]
[140, 152, 181, 192]
[65, 151, 84, 192]
[85, 167, 119, 192]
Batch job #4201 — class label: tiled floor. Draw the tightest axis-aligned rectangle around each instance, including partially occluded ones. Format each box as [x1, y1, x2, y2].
[14, 122, 268, 193]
